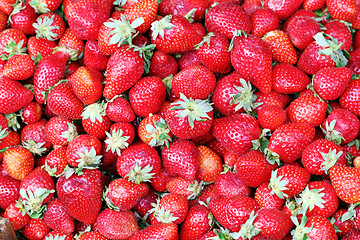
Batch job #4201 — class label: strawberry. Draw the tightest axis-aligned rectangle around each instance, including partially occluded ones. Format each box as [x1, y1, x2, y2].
[254, 90, 291, 112]
[45, 117, 78, 146]
[313, 67, 352, 101]
[272, 63, 311, 95]
[322, 108, 360, 144]
[56, 168, 103, 224]
[44, 147, 68, 176]
[159, 0, 208, 22]
[151, 169, 176, 192]
[268, 165, 311, 199]
[196, 145, 223, 183]
[257, 104, 287, 131]
[22, 217, 51, 240]
[0, 130, 20, 153]
[331, 209, 354, 236]
[161, 139, 199, 181]
[78, 232, 110, 240]
[303, 0, 326, 11]
[343, 230, 360, 239]
[329, 166, 360, 204]
[43, 198, 75, 235]
[103, 45, 145, 100]
[213, 171, 251, 198]
[209, 195, 260, 232]
[129, 76, 166, 117]
[251, 7, 279, 38]
[292, 216, 337, 240]
[66, 134, 102, 169]
[326, 0, 358, 22]
[166, 177, 204, 200]
[340, 78, 360, 116]
[230, 32, 272, 94]
[0, 28, 27, 60]
[205, 3, 251, 40]
[3, 146, 34, 180]
[57, 28, 85, 61]
[255, 181, 285, 209]
[105, 96, 135, 123]
[0, 175, 20, 210]
[134, 189, 158, 218]
[9, 1, 38, 35]
[165, 94, 213, 139]
[0, 0, 16, 15]
[148, 50, 179, 79]
[137, 114, 172, 147]
[46, 81, 85, 120]
[117, 142, 161, 183]
[0, 78, 33, 115]
[262, 30, 297, 64]
[44, 231, 74, 240]
[104, 122, 135, 157]
[287, 94, 327, 127]
[63, 0, 112, 40]
[4, 202, 29, 231]
[180, 205, 212, 240]
[0, 10, 6, 32]
[129, 223, 178, 240]
[263, 0, 303, 20]
[150, 15, 202, 54]
[81, 102, 111, 140]
[213, 113, 261, 156]
[28, 0, 63, 13]
[266, 123, 315, 163]
[21, 119, 52, 156]
[124, 0, 158, 34]
[150, 193, 188, 225]
[177, 51, 201, 70]
[34, 51, 69, 104]
[33, 12, 66, 41]
[172, 65, 216, 100]
[235, 150, 277, 188]
[27, 35, 57, 59]
[301, 139, 347, 175]
[84, 40, 109, 72]
[21, 101, 43, 124]
[286, 16, 321, 50]
[324, 21, 352, 52]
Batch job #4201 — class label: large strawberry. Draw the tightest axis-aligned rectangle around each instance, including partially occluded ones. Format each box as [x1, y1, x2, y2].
[124, 0, 158, 34]
[3, 146, 34, 181]
[286, 16, 321, 50]
[292, 216, 337, 240]
[0, 78, 33, 114]
[43, 198, 74, 235]
[180, 205, 212, 240]
[230, 32, 272, 94]
[326, 0, 358, 22]
[2, 54, 35, 81]
[56, 168, 103, 224]
[329, 166, 360, 204]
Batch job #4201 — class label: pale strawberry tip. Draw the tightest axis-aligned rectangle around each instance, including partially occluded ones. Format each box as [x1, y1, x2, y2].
[296, 186, 326, 215]
[18, 188, 55, 219]
[125, 163, 155, 184]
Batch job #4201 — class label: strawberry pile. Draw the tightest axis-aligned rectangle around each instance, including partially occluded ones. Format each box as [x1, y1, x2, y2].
[2, 0, 360, 239]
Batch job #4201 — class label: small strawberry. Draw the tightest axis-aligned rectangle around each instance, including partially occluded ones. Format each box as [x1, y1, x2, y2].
[45, 117, 78, 146]
[251, 7, 279, 38]
[57, 28, 85, 61]
[3, 146, 34, 180]
[257, 104, 287, 131]
[84, 40, 109, 72]
[134, 189, 158, 218]
[20, 101, 43, 124]
[21, 118, 52, 156]
[33, 12, 65, 41]
[180, 205, 212, 240]
[22, 215, 51, 240]
[213, 171, 251, 198]
[331, 209, 354, 236]
[196, 145, 223, 183]
[129, 223, 178, 240]
[27, 35, 57, 59]
[0, 0, 16, 15]
[324, 21, 352, 52]
[329, 166, 360, 204]
[166, 177, 204, 200]
[0, 28, 27, 60]
[43, 146, 68, 176]
[124, 0, 158, 34]
[104, 122, 135, 157]
[254, 91, 291, 112]
[43, 198, 75, 235]
[137, 114, 172, 147]
[4, 202, 30, 231]
[255, 181, 285, 209]
[262, 30, 297, 64]
[340, 78, 360, 116]
[303, 0, 326, 11]
[81, 102, 112, 140]
[105, 96, 135, 123]
[148, 50, 178, 79]
[9, 1, 38, 35]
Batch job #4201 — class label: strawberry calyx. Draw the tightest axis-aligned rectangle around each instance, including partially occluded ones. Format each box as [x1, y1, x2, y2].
[207, 227, 235, 240]
[170, 93, 213, 129]
[252, 128, 271, 152]
[0, 126, 9, 140]
[5, 113, 20, 131]
[75, 147, 102, 170]
[29, 0, 51, 13]
[296, 186, 326, 215]
[42, 162, 63, 177]
[229, 78, 261, 114]
[291, 215, 313, 240]
[320, 148, 343, 173]
[1, 39, 27, 60]
[148, 199, 179, 224]
[104, 15, 144, 46]
[113, 0, 129, 8]
[269, 169, 290, 199]
[264, 148, 280, 166]
[104, 128, 130, 156]
[125, 163, 155, 184]
[59, 122, 78, 143]
[339, 202, 360, 222]
[8, 0, 26, 24]
[33, 14, 60, 41]
[313, 32, 350, 67]
[22, 139, 47, 156]
[184, 8, 197, 23]
[81, 101, 106, 123]
[162, 75, 173, 95]
[186, 180, 205, 200]
[195, 32, 215, 50]
[130, 43, 155, 73]
[285, 198, 302, 217]
[150, 15, 174, 40]
[231, 210, 261, 239]
[18, 188, 55, 218]
[229, 30, 247, 52]
[53, 45, 80, 61]
[145, 116, 172, 148]
[321, 120, 345, 144]
[45, 234, 67, 240]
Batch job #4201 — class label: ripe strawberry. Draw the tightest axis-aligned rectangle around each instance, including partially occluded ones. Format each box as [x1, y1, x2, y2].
[292, 216, 337, 240]
[162, 139, 199, 181]
[57, 168, 103, 224]
[0, 130, 20, 153]
[166, 177, 204, 200]
[230, 32, 272, 94]
[0, 78, 33, 114]
[46, 81, 85, 120]
[172, 65, 216, 100]
[303, 0, 326, 10]
[129, 223, 178, 240]
[213, 113, 261, 156]
[263, 0, 303, 20]
[272, 63, 311, 95]
[0, 28, 27, 60]
[263, 30, 297, 65]
[129, 76, 166, 117]
[255, 181, 285, 209]
[20, 101, 43, 124]
[286, 16, 321, 50]
[63, 0, 112, 40]
[269, 165, 311, 199]
[4, 202, 30, 231]
[0, 175, 20, 210]
[266, 123, 315, 163]
[150, 193, 188, 225]
[235, 150, 277, 188]
[9, 1, 38, 35]
[0, 10, 6, 32]
[150, 15, 202, 54]
[195, 32, 231, 74]
[21, 119, 52, 156]
[254, 90, 291, 112]
[326, 0, 358, 22]
[165, 94, 213, 139]
[78, 231, 110, 240]
[44, 231, 74, 240]
[209, 195, 260, 232]
[33, 12, 65, 41]
[43, 198, 75, 235]
[151, 169, 176, 192]
[251, 7, 279, 38]
[331, 209, 354, 236]
[105, 96, 135, 122]
[0, 0, 16, 15]
[28, 0, 63, 13]
[81, 102, 111, 140]
[104, 122, 135, 157]
[339, 78, 360, 116]
[196, 145, 223, 183]
[322, 108, 360, 144]
[148, 50, 178, 79]
[177, 50, 201, 70]
[45, 117, 78, 146]
[324, 21, 352, 51]
[287, 94, 327, 127]
[159, 0, 208, 22]
[180, 205, 212, 240]
[84, 40, 109, 72]
[27, 35, 57, 59]
[117, 142, 161, 183]
[44, 146, 68, 176]
[134, 188, 157, 218]
[137, 114, 172, 147]
[329, 166, 360, 204]
[257, 104, 287, 131]
[3, 146, 34, 180]
[301, 139, 347, 175]
[103, 45, 145, 100]
[124, 0, 158, 34]
[213, 171, 251, 198]
[57, 28, 85, 61]
[22, 217, 51, 240]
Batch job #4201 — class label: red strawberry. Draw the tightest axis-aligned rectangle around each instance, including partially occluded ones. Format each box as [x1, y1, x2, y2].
[0, 28, 27, 60]
[20, 101, 43, 124]
[251, 7, 279, 38]
[104, 122, 135, 158]
[159, 0, 208, 22]
[254, 91, 291, 112]
[0, 10, 5, 33]
[9, 1, 38, 35]
[329, 166, 360, 204]
[255, 181, 285, 209]
[43, 198, 75, 235]
[129, 223, 178, 240]
[81, 102, 112, 140]
[266, 123, 315, 163]
[148, 50, 178, 79]
[269, 165, 311, 199]
[45, 117, 78, 146]
[56, 168, 103, 224]
[84, 40, 109, 72]
[44, 146, 68, 176]
[196, 145, 223, 183]
[0, 175, 20, 210]
[134, 189, 158, 218]
[177, 51, 201, 70]
[28, 0, 63, 13]
[263, 0, 303, 20]
[292, 216, 337, 240]
[213, 113, 261, 156]
[303, 0, 326, 11]
[161, 139, 199, 181]
[4, 202, 30, 231]
[257, 104, 287, 131]
[326, 0, 358, 22]
[166, 177, 204, 200]
[272, 63, 311, 95]
[3, 146, 34, 180]
[57, 28, 85, 61]
[151, 169, 176, 192]
[0, 0, 16, 15]
[22, 217, 51, 240]
[78, 231, 110, 240]
[105, 96, 135, 122]
[230, 32, 272, 94]
[0, 78, 33, 114]
[124, 0, 159, 34]
[286, 16, 321, 50]
[263, 30, 297, 64]
[27, 36, 57, 59]
[213, 171, 252, 198]
[21, 119, 52, 156]
[324, 21, 352, 51]
[180, 205, 212, 240]
[340, 78, 360, 116]
[33, 12, 65, 41]
[331, 209, 354, 236]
